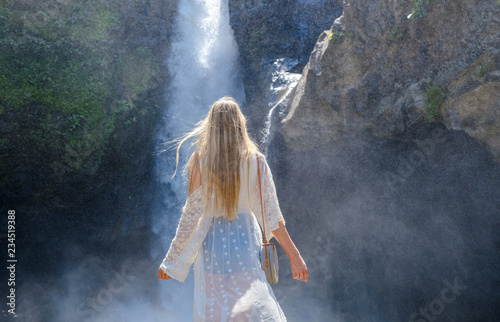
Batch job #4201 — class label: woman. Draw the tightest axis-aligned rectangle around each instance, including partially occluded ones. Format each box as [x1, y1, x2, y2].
[158, 96, 308, 321]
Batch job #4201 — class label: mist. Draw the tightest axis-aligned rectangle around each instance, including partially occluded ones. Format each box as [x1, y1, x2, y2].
[2, 0, 499, 321]
[267, 123, 500, 321]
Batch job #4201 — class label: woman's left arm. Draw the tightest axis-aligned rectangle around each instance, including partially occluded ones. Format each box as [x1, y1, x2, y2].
[158, 157, 205, 282]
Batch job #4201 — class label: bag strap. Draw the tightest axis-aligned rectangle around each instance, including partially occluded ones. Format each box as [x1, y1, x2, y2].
[257, 156, 270, 268]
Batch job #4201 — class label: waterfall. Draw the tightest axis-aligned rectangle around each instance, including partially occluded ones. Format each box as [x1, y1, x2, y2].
[149, 1, 245, 318]
[260, 58, 302, 154]
[151, 0, 245, 265]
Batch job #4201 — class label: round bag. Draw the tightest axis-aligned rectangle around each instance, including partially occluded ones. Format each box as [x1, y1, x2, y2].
[257, 157, 279, 284]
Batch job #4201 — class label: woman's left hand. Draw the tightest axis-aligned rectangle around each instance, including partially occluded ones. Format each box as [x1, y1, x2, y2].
[158, 268, 172, 280]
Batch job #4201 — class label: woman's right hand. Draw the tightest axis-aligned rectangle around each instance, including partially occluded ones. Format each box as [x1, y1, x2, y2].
[290, 253, 308, 282]
[271, 220, 308, 282]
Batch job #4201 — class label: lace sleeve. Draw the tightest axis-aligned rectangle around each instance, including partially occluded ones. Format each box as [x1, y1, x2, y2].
[159, 187, 209, 282]
[252, 153, 285, 242]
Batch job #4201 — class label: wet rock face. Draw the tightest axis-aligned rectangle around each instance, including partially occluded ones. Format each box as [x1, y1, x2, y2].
[279, 0, 500, 157]
[269, 124, 500, 321]
[3, 0, 178, 266]
[443, 54, 500, 162]
[444, 82, 500, 160]
[261, 1, 500, 320]
[228, 0, 343, 131]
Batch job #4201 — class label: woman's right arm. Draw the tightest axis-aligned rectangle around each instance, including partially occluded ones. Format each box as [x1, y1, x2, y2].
[272, 221, 308, 282]
[253, 153, 308, 282]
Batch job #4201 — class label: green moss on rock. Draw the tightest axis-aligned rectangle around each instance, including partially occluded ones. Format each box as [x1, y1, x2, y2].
[423, 82, 447, 122]
[0, 0, 162, 185]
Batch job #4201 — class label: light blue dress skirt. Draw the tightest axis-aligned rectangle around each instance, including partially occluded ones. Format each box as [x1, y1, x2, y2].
[193, 212, 286, 322]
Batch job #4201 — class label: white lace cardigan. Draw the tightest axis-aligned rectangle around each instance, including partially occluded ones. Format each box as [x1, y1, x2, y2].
[159, 152, 285, 282]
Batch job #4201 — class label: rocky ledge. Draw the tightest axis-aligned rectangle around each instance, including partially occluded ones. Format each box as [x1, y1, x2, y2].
[279, 0, 500, 162]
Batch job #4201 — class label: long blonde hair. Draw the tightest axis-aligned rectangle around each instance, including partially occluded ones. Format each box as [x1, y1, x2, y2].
[169, 96, 259, 220]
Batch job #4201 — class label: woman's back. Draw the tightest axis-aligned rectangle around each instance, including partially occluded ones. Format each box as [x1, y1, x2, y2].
[158, 96, 307, 322]
[194, 151, 286, 321]
[208, 151, 256, 218]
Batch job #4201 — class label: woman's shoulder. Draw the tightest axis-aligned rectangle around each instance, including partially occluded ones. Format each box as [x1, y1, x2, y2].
[248, 150, 265, 161]
[240, 150, 265, 174]
[247, 151, 267, 171]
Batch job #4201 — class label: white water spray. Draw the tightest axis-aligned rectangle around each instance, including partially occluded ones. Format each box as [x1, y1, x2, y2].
[165, 0, 245, 136]
[149, 0, 245, 319]
[152, 0, 245, 246]
[148, 0, 246, 305]
[260, 58, 301, 154]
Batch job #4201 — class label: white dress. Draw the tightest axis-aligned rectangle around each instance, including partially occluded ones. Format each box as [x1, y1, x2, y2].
[160, 151, 287, 321]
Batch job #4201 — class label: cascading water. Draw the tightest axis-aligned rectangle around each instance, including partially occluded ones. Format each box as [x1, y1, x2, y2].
[151, 0, 245, 280]
[260, 58, 302, 154]
[149, 1, 245, 319]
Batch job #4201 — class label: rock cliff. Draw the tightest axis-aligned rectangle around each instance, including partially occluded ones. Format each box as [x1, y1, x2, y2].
[229, 0, 343, 133]
[0, 0, 178, 285]
[262, 1, 500, 320]
[279, 0, 500, 161]
[2, 1, 500, 320]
